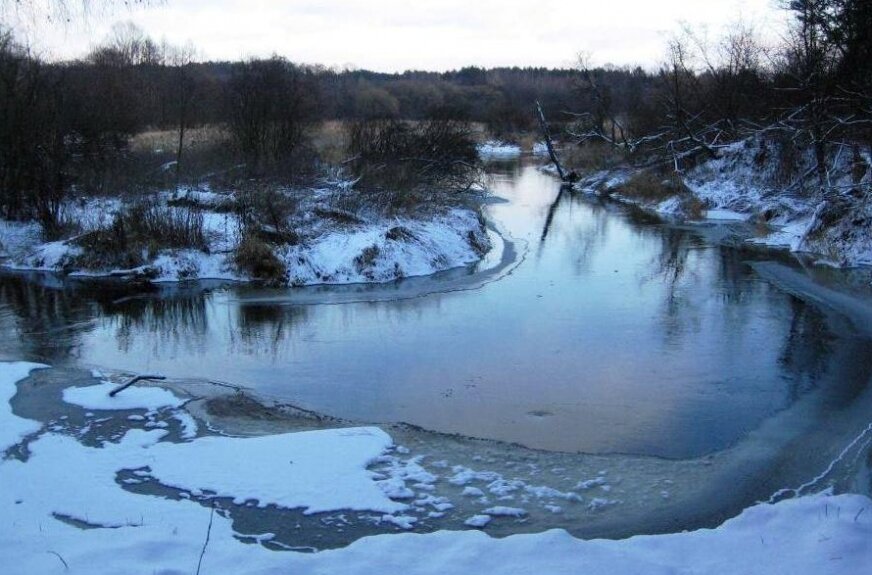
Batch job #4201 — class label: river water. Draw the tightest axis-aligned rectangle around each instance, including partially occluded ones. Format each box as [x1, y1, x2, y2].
[3, 161, 870, 455]
[2, 159, 872, 541]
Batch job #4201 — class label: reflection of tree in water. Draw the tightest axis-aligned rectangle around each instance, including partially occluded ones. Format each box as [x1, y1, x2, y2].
[110, 293, 209, 355]
[539, 187, 566, 244]
[778, 296, 835, 402]
[0, 274, 132, 362]
[638, 228, 706, 345]
[230, 303, 310, 358]
[716, 248, 754, 305]
[538, 191, 612, 275]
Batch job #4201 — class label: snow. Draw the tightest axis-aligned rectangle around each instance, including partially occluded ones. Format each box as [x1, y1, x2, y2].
[477, 140, 522, 159]
[464, 514, 492, 528]
[2, 366, 872, 573]
[141, 427, 405, 515]
[576, 477, 608, 490]
[705, 209, 751, 221]
[169, 187, 233, 210]
[280, 208, 488, 285]
[462, 486, 485, 497]
[448, 465, 501, 486]
[0, 220, 41, 261]
[574, 136, 871, 266]
[148, 249, 239, 282]
[62, 381, 184, 411]
[750, 218, 812, 251]
[1, 190, 491, 286]
[0, 362, 47, 451]
[12, 240, 82, 271]
[532, 141, 550, 157]
[481, 506, 528, 517]
[380, 514, 418, 530]
[172, 411, 199, 440]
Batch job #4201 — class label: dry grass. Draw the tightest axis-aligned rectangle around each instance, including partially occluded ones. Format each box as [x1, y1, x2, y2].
[616, 171, 706, 220]
[233, 234, 287, 284]
[563, 141, 626, 171]
[618, 171, 675, 202]
[129, 125, 231, 155]
[70, 198, 206, 271]
[311, 121, 349, 164]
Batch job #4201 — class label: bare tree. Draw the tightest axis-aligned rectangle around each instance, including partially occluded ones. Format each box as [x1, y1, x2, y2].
[227, 57, 319, 176]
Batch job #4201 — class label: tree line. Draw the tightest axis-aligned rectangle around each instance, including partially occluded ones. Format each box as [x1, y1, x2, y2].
[0, 20, 581, 235]
[3, 0, 870, 238]
[568, 0, 871, 194]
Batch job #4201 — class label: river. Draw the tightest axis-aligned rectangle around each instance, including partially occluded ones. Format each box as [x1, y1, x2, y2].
[2, 158, 871, 542]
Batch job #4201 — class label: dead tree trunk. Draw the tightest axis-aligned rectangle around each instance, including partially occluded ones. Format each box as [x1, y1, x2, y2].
[536, 101, 576, 183]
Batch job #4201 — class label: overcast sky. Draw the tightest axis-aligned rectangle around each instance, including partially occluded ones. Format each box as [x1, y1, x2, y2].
[18, 0, 786, 71]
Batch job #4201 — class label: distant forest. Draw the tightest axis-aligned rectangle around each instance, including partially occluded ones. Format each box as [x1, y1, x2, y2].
[2, 0, 871, 231]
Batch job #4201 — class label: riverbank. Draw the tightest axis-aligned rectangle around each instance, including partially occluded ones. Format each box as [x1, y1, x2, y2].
[0, 184, 492, 287]
[558, 136, 872, 269]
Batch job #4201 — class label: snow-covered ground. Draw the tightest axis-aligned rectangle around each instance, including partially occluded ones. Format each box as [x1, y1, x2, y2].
[477, 140, 522, 159]
[532, 141, 550, 157]
[2, 362, 871, 574]
[0, 186, 491, 286]
[571, 137, 872, 267]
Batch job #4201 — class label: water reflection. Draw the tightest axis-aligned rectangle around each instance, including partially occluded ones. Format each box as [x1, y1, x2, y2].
[0, 162, 863, 459]
[232, 304, 311, 358]
[111, 293, 209, 355]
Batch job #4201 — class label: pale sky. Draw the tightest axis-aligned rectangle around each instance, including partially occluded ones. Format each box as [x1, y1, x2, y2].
[17, 0, 787, 71]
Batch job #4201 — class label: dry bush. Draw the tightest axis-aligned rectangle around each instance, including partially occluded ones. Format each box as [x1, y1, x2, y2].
[311, 121, 349, 165]
[617, 171, 707, 219]
[227, 57, 318, 176]
[124, 199, 206, 251]
[683, 196, 706, 220]
[233, 234, 287, 284]
[72, 215, 144, 270]
[234, 186, 299, 244]
[348, 119, 482, 193]
[353, 244, 380, 274]
[70, 198, 206, 270]
[618, 171, 674, 202]
[325, 186, 459, 218]
[563, 141, 626, 171]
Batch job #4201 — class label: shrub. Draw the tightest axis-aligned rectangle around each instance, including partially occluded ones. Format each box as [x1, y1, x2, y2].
[618, 171, 674, 202]
[227, 57, 318, 176]
[70, 198, 206, 270]
[233, 234, 287, 284]
[234, 186, 299, 244]
[124, 199, 206, 251]
[347, 119, 482, 193]
[563, 141, 626, 171]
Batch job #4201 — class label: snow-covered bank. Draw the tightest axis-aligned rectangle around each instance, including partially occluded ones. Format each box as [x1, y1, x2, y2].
[0, 186, 492, 286]
[477, 140, 522, 159]
[2, 363, 871, 574]
[571, 137, 872, 267]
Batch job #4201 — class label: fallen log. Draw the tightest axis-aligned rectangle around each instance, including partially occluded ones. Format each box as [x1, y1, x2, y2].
[108, 374, 167, 397]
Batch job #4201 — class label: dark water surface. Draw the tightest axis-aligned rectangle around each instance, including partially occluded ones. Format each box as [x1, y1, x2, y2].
[2, 161, 871, 460]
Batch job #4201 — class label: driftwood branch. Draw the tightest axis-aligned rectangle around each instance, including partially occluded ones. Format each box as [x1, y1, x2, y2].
[108, 374, 167, 397]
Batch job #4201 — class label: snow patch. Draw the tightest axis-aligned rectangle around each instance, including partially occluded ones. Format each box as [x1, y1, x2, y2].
[477, 141, 522, 159]
[62, 381, 184, 411]
[464, 514, 492, 528]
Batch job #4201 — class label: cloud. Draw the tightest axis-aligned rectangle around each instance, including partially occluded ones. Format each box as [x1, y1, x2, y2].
[17, 0, 785, 71]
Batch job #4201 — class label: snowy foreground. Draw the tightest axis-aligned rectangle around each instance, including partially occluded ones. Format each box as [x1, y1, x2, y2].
[570, 138, 872, 267]
[0, 189, 491, 286]
[2, 363, 871, 574]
